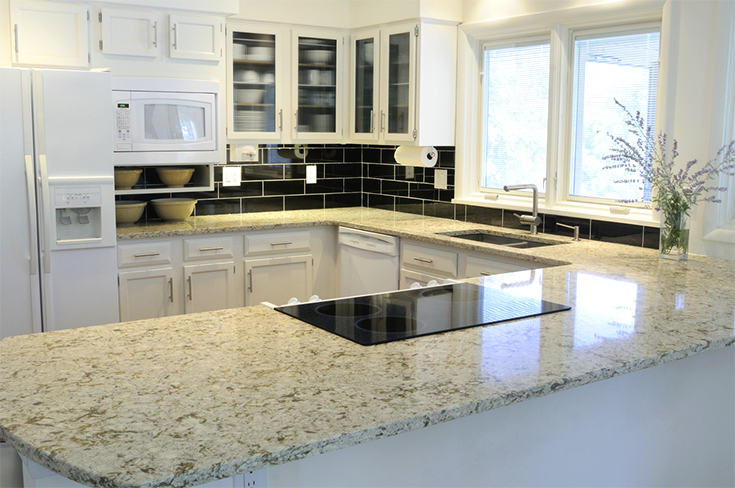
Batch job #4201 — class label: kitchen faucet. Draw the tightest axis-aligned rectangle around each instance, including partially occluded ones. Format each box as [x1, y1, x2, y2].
[503, 184, 540, 235]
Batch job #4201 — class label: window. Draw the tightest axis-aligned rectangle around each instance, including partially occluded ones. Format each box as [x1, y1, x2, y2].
[482, 41, 550, 192]
[569, 30, 660, 202]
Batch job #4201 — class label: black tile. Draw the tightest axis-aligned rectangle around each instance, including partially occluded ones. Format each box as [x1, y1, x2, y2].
[263, 148, 305, 163]
[438, 189, 454, 202]
[502, 212, 531, 231]
[306, 178, 343, 194]
[325, 192, 362, 208]
[344, 148, 362, 162]
[243, 196, 283, 213]
[324, 162, 361, 178]
[446, 170, 455, 186]
[410, 183, 438, 200]
[465, 205, 503, 227]
[382, 180, 409, 196]
[214, 165, 223, 182]
[380, 148, 396, 164]
[424, 168, 435, 184]
[643, 226, 660, 249]
[367, 194, 394, 211]
[194, 199, 241, 216]
[362, 148, 381, 162]
[243, 165, 284, 180]
[344, 177, 362, 192]
[176, 189, 219, 199]
[285, 194, 324, 210]
[264, 180, 305, 195]
[438, 150, 455, 168]
[307, 147, 344, 163]
[454, 204, 466, 221]
[395, 197, 423, 216]
[424, 202, 455, 220]
[363, 178, 381, 193]
[368, 163, 395, 179]
[218, 181, 263, 197]
[591, 220, 643, 247]
[284, 164, 308, 179]
[396, 166, 423, 181]
[542, 215, 592, 239]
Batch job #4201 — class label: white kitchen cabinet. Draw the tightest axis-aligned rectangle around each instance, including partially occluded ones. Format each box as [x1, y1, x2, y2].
[459, 253, 537, 279]
[291, 27, 346, 141]
[169, 14, 223, 61]
[183, 261, 239, 313]
[349, 20, 456, 145]
[401, 240, 458, 277]
[226, 22, 289, 141]
[118, 267, 179, 321]
[399, 267, 452, 289]
[99, 7, 159, 57]
[10, 0, 89, 67]
[245, 255, 313, 306]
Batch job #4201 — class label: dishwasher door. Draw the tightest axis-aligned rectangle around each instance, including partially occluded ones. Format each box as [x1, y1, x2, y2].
[338, 227, 399, 297]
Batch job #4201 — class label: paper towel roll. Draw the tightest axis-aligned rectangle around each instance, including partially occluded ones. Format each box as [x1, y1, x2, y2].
[394, 145, 438, 167]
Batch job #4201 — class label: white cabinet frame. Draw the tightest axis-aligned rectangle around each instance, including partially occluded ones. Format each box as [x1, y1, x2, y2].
[183, 261, 239, 314]
[349, 28, 381, 142]
[99, 7, 159, 57]
[118, 266, 178, 321]
[170, 14, 223, 61]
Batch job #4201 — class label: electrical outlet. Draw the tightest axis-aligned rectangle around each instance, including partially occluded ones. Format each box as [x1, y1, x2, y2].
[231, 144, 258, 162]
[306, 165, 317, 184]
[405, 166, 414, 179]
[222, 166, 242, 187]
[239, 469, 267, 488]
[434, 169, 448, 190]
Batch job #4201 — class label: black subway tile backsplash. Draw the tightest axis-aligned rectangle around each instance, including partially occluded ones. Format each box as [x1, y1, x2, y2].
[242, 164, 284, 180]
[306, 179, 344, 194]
[264, 179, 305, 195]
[395, 197, 424, 216]
[243, 196, 283, 213]
[326, 192, 361, 208]
[285, 194, 323, 211]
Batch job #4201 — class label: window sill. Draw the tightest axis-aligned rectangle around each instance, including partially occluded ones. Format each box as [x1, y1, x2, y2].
[452, 194, 660, 227]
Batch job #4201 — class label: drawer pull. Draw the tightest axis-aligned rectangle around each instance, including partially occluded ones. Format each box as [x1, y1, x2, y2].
[480, 272, 492, 276]
[199, 246, 224, 252]
[134, 251, 160, 258]
[270, 241, 292, 246]
[168, 278, 174, 302]
[413, 257, 433, 264]
[187, 276, 192, 300]
[248, 269, 253, 292]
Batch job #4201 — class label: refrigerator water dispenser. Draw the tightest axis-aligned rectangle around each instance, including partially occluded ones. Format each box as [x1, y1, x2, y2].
[48, 181, 115, 248]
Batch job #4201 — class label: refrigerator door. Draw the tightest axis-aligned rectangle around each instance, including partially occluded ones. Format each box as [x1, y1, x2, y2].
[0, 67, 42, 338]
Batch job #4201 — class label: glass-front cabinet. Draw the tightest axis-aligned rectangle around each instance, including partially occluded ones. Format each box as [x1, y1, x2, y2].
[227, 23, 287, 140]
[292, 29, 344, 140]
[349, 23, 417, 144]
[350, 29, 379, 140]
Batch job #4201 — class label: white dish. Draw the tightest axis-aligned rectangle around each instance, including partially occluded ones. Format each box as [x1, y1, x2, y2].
[237, 89, 263, 104]
[237, 69, 260, 83]
[306, 49, 333, 64]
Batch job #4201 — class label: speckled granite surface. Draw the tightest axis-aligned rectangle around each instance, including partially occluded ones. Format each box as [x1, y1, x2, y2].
[2, 208, 734, 487]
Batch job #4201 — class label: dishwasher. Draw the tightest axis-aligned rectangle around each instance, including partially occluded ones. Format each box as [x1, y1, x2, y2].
[338, 226, 399, 297]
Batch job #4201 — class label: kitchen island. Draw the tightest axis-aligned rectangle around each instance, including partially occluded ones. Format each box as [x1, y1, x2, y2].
[1, 208, 734, 487]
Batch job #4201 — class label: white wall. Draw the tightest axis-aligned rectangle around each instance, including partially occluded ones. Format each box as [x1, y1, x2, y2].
[234, 0, 350, 27]
[462, 0, 662, 23]
[0, 0, 10, 66]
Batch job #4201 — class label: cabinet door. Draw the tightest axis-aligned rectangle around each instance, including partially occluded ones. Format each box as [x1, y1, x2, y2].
[380, 23, 417, 143]
[460, 254, 534, 279]
[292, 28, 344, 141]
[349, 29, 380, 141]
[119, 267, 177, 321]
[183, 261, 240, 314]
[399, 267, 451, 289]
[11, 0, 89, 67]
[245, 254, 313, 306]
[170, 14, 223, 61]
[227, 22, 288, 141]
[100, 8, 158, 57]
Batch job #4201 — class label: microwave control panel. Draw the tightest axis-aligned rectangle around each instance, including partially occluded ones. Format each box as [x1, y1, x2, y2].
[112, 90, 132, 152]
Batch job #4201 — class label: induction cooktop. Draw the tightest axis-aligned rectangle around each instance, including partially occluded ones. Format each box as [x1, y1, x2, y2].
[275, 283, 570, 346]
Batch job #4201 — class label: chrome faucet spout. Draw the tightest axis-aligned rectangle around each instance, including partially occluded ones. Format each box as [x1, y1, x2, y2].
[503, 184, 540, 235]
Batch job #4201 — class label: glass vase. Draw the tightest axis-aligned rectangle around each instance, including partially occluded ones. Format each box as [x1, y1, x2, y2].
[659, 211, 689, 261]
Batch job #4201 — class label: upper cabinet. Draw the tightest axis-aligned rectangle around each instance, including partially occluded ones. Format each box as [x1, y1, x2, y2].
[99, 8, 159, 57]
[169, 14, 224, 61]
[10, 0, 90, 67]
[349, 21, 456, 146]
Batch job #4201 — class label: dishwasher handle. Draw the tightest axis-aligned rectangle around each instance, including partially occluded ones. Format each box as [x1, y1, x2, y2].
[338, 228, 399, 256]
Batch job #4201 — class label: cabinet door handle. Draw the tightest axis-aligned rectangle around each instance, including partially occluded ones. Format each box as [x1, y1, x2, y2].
[270, 241, 292, 246]
[152, 21, 158, 48]
[168, 277, 174, 302]
[248, 269, 253, 292]
[134, 251, 160, 258]
[199, 246, 223, 252]
[278, 109, 283, 132]
[171, 23, 178, 50]
[13, 24, 19, 55]
[187, 275, 192, 300]
[413, 257, 433, 264]
[380, 110, 385, 133]
[294, 110, 298, 132]
[369, 109, 374, 133]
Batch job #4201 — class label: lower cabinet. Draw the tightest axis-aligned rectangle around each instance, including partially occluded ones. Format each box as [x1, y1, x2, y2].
[118, 266, 179, 321]
[183, 261, 241, 313]
[399, 267, 451, 289]
[459, 253, 538, 278]
[244, 254, 313, 306]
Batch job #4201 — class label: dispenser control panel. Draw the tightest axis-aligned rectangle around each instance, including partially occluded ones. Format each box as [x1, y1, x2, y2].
[55, 187, 102, 207]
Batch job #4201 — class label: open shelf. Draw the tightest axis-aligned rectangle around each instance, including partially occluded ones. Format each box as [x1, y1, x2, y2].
[114, 164, 214, 196]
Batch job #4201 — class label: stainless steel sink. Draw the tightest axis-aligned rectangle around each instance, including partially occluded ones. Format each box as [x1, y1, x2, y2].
[438, 230, 562, 248]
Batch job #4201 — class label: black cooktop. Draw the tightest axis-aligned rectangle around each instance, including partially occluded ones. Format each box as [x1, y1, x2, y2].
[275, 283, 570, 346]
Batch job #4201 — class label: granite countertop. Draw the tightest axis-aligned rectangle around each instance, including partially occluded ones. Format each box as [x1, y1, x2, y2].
[2, 208, 734, 487]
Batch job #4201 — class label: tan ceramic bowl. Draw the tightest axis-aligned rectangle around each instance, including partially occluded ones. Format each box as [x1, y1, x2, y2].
[150, 198, 197, 221]
[156, 167, 195, 188]
[115, 201, 146, 224]
[114, 169, 142, 190]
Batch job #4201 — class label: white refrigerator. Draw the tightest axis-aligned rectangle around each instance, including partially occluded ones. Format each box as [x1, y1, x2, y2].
[0, 67, 120, 339]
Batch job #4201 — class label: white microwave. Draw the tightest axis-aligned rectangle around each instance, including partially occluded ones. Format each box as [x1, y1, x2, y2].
[111, 77, 222, 165]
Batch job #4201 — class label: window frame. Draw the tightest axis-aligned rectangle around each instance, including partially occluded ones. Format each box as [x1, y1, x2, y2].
[455, 8, 663, 227]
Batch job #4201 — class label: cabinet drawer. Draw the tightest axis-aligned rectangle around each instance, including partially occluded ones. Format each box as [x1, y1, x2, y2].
[245, 229, 311, 256]
[184, 235, 235, 261]
[118, 240, 175, 268]
[401, 241, 457, 277]
[462, 254, 533, 278]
